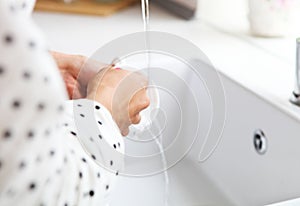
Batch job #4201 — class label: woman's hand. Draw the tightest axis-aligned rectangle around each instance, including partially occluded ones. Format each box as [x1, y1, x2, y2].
[51, 51, 107, 99]
[87, 66, 150, 136]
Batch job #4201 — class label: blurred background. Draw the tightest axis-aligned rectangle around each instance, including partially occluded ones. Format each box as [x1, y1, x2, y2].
[34, 0, 300, 37]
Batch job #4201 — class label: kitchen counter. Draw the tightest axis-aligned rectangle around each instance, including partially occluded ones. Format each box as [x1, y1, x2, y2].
[32, 4, 300, 205]
[33, 4, 300, 121]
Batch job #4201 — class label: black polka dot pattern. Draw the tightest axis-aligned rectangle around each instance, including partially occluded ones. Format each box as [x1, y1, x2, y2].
[2, 129, 12, 139]
[57, 105, 64, 112]
[9, 5, 15, 12]
[43, 76, 49, 83]
[70, 131, 77, 136]
[23, 71, 31, 79]
[91, 155, 96, 160]
[28, 41, 35, 48]
[89, 190, 94, 197]
[27, 130, 34, 138]
[4, 34, 13, 44]
[19, 161, 26, 169]
[0, 66, 4, 75]
[49, 150, 55, 156]
[68, 99, 124, 201]
[28, 182, 36, 191]
[37, 103, 45, 111]
[0, 16, 124, 203]
[56, 169, 61, 175]
[12, 100, 21, 109]
[21, 2, 26, 9]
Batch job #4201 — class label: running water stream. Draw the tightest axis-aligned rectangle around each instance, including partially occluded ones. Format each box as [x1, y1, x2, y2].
[141, 1, 170, 205]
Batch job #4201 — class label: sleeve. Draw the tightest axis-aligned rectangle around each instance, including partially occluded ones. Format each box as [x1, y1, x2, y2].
[0, 2, 124, 206]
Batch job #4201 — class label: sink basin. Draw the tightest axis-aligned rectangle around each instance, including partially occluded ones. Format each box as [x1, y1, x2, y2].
[88, 32, 300, 206]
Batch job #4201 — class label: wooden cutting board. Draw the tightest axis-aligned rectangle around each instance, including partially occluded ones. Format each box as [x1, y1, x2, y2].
[34, 0, 138, 16]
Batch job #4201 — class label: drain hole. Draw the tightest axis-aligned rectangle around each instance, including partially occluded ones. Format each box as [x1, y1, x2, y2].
[253, 130, 267, 155]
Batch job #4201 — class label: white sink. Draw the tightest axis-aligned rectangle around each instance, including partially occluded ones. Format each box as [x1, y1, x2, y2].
[100, 52, 300, 206]
[88, 32, 300, 206]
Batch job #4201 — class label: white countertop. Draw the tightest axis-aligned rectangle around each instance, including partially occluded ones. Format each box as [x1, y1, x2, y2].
[32, 4, 300, 121]
[32, 4, 300, 205]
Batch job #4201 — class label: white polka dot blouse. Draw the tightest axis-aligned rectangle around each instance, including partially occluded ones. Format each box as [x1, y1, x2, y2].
[0, 1, 124, 205]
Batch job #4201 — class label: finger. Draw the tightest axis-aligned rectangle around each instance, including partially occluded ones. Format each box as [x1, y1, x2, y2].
[131, 90, 150, 116]
[130, 114, 141, 125]
[138, 96, 151, 112]
[62, 72, 76, 98]
[72, 83, 83, 99]
[121, 127, 129, 137]
[63, 72, 83, 99]
[66, 80, 82, 99]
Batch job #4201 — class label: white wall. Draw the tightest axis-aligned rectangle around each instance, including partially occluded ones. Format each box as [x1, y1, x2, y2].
[196, 0, 249, 28]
